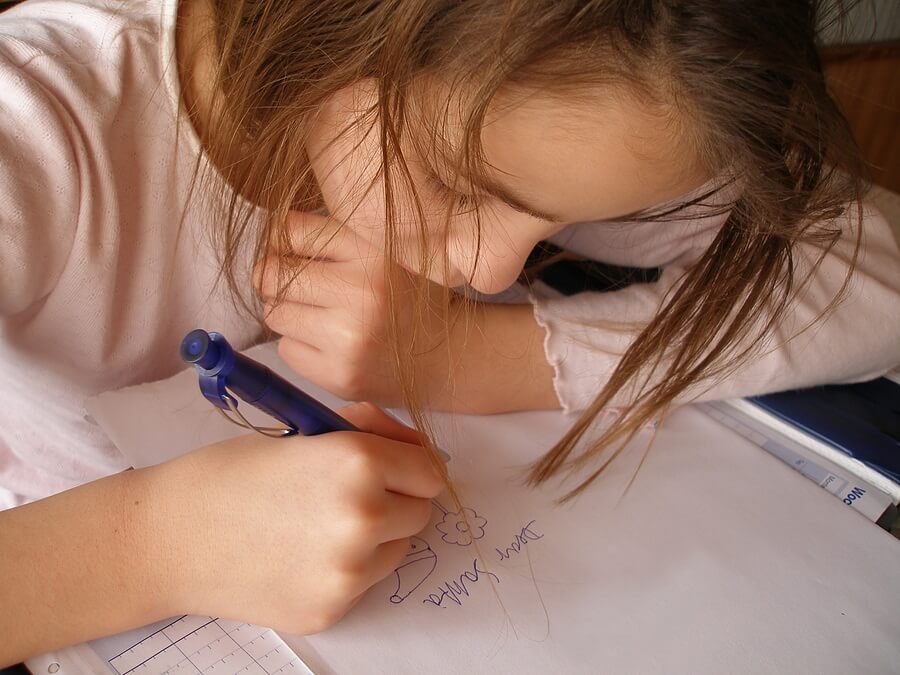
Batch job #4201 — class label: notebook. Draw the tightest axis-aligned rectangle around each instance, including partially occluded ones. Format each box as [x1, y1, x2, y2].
[749, 378, 900, 484]
[29, 342, 900, 674]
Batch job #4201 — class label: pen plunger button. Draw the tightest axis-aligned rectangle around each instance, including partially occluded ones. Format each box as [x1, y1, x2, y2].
[180, 329, 220, 369]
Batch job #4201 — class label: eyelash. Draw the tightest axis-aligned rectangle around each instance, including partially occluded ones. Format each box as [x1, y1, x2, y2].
[427, 174, 480, 213]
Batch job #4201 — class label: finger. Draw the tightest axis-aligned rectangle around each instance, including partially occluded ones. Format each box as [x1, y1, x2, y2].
[282, 210, 377, 263]
[265, 303, 336, 349]
[278, 336, 404, 407]
[353, 433, 445, 499]
[276, 337, 321, 375]
[281, 211, 342, 258]
[256, 256, 364, 305]
[338, 402, 424, 445]
[375, 493, 434, 543]
[363, 537, 416, 590]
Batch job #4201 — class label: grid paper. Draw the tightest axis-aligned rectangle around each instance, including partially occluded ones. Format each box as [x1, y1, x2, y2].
[104, 616, 312, 675]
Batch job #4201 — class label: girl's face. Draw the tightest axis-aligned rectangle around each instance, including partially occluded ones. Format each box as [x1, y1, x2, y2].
[308, 82, 709, 294]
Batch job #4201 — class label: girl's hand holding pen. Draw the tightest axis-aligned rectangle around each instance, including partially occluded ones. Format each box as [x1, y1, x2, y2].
[148, 402, 443, 635]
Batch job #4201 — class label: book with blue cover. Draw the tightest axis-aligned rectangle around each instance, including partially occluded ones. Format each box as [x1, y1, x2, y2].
[749, 377, 900, 485]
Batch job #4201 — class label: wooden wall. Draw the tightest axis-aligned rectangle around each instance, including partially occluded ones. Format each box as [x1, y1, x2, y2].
[823, 42, 900, 192]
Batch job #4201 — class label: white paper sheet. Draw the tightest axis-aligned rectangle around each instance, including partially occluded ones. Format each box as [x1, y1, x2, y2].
[83, 343, 900, 674]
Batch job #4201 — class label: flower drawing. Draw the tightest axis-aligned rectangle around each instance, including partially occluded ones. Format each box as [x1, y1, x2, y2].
[435, 507, 487, 546]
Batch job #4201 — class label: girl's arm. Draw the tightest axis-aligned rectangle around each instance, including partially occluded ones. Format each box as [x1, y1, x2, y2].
[0, 467, 178, 665]
[434, 302, 559, 414]
[519, 204, 900, 413]
[267, 204, 899, 415]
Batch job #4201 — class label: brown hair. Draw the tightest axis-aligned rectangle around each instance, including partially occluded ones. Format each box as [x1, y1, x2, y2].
[190, 0, 864, 498]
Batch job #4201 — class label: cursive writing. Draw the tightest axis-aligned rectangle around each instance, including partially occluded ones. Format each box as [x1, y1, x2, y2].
[495, 520, 544, 561]
[422, 558, 500, 608]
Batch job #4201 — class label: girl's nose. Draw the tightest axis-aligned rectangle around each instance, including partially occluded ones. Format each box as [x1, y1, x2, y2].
[466, 236, 537, 295]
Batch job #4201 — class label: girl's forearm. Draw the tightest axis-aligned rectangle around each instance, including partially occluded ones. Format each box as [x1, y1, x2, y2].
[0, 467, 181, 666]
[438, 303, 559, 414]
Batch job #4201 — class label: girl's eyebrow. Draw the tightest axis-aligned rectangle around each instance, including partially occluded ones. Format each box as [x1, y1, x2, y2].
[426, 160, 562, 223]
[475, 175, 563, 223]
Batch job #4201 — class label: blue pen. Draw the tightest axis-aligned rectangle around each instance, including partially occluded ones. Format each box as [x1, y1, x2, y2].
[180, 328, 359, 436]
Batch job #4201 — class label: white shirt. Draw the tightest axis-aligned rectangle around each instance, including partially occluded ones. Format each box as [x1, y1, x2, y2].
[0, 0, 262, 506]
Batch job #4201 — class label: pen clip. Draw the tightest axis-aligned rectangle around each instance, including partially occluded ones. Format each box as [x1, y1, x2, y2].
[198, 370, 230, 410]
[186, 329, 295, 438]
[216, 391, 294, 438]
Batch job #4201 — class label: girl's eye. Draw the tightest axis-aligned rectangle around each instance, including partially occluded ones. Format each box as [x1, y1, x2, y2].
[452, 190, 477, 211]
[427, 174, 480, 213]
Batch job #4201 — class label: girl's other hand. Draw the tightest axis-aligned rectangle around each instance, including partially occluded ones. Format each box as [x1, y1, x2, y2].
[256, 212, 448, 406]
[256, 210, 558, 413]
[153, 402, 443, 634]
[256, 80, 557, 412]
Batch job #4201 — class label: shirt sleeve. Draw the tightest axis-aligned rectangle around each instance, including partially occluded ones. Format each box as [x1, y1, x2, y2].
[532, 203, 900, 413]
[0, 46, 79, 316]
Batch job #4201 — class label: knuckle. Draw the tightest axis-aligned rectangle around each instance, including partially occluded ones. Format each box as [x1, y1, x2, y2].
[334, 328, 360, 355]
[253, 258, 277, 296]
[328, 567, 363, 600]
[265, 309, 289, 336]
[338, 439, 381, 481]
[358, 498, 387, 528]
[336, 324, 372, 358]
[330, 364, 369, 400]
[326, 511, 370, 558]
[336, 520, 371, 552]
[305, 606, 346, 634]
[339, 499, 386, 544]
[326, 516, 358, 552]
[276, 338, 301, 369]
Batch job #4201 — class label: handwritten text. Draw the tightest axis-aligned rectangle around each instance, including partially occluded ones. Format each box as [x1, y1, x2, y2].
[495, 520, 544, 561]
[422, 558, 500, 608]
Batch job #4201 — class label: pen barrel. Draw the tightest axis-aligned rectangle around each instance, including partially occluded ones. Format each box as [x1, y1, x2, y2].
[227, 353, 358, 436]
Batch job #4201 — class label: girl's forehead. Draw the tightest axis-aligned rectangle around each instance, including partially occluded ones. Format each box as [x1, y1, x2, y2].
[417, 82, 710, 224]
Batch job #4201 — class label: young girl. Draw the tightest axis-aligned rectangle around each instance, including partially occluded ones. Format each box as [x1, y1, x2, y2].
[2, 0, 898, 663]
